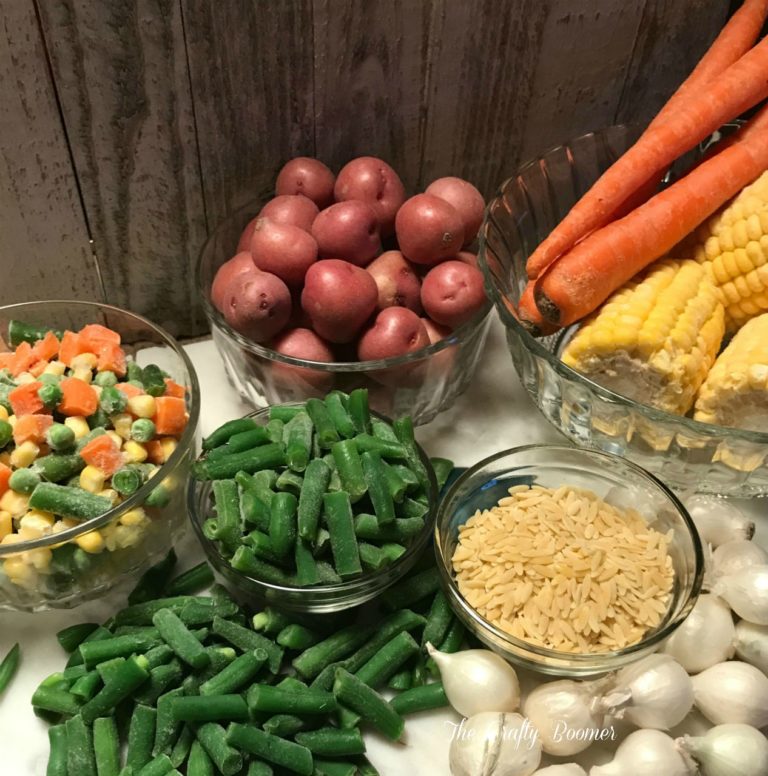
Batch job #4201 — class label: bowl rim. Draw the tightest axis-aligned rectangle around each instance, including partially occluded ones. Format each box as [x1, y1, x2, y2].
[195, 197, 493, 372]
[434, 443, 705, 664]
[188, 402, 439, 595]
[0, 299, 201, 553]
[478, 125, 768, 446]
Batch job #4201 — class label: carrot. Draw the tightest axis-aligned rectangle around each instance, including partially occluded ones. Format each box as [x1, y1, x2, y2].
[13, 414, 53, 446]
[153, 397, 187, 436]
[535, 128, 768, 327]
[526, 17, 768, 280]
[58, 331, 81, 366]
[96, 342, 126, 376]
[32, 331, 60, 362]
[517, 284, 559, 337]
[163, 378, 186, 398]
[58, 378, 98, 417]
[78, 323, 120, 354]
[8, 382, 45, 417]
[0, 353, 13, 371]
[29, 360, 48, 378]
[144, 440, 166, 464]
[0, 464, 10, 497]
[116, 382, 144, 400]
[8, 342, 36, 377]
[80, 434, 123, 476]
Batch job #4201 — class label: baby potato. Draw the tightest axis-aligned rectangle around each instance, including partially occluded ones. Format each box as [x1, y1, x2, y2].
[455, 250, 479, 268]
[425, 176, 485, 245]
[270, 327, 335, 395]
[220, 270, 291, 343]
[260, 194, 319, 232]
[276, 157, 335, 208]
[311, 201, 381, 266]
[211, 251, 257, 312]
[334, 156, 406, 236]
[366, 250, 422, 313]
[237, 217, 259, 252]
[421, 316, 452, 344]
[421, 260, 487, 328]
[301, 259, 378, 343]
[271, 326, 335, 363]
[358, 307, 430, 361]
[250, 217, 318, 287]
[395, 194, 464, 265]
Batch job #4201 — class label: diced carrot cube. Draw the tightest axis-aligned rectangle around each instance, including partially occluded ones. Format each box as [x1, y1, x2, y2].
[59, 331, 81, 366]
[8, 381, 45, 416]
[0, 464, 10, 497]
[116, 382, 144, 399]
[32, 331, 60, 362]
[163, 378, 186, 398]
[80, 434, 123, 476]
[9, 342, 36, 377]
[97, 342, 127, 376]
[144, 440, 166, 464]
[153, 397, 187, 436]
[13, 414, 53, 445]
[29, 360, 48, 377]
[79, 324, 121, 352]
[0, 353, 13, 371]
[58, 378, 98, 417]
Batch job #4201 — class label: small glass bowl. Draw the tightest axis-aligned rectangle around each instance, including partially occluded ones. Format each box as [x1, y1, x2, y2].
[0, 301, 200, 611]
[196, 200, 493, 425]
[188, 404, 438, 613]
[434, 445, 703, 676]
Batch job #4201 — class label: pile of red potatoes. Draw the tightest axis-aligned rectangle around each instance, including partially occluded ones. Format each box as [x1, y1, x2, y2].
[211, 155, 488, 365]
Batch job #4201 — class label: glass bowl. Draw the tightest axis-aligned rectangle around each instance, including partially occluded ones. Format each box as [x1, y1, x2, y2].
[434, 445, 703, 676]
[196, 200, 493, 425]
[480, 125, 768, 496]
[188, 404, 438, 613]
[0, 301, 200, 611]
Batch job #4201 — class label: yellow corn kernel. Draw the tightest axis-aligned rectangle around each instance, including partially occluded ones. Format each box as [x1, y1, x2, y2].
[76, 530, 105, 554]
[112, 413, 133, 440]
[79, 465, 107, 493]
[120, 507, 148, 527]
[0, 533, 26, 554]
[14, 371, 37, 385]
[0, 511, 12, 541]
[0, 406, 7, 422]
[70, 353, 98, 370]
[123, 440, 148, 463]
[127, 395, 156, 419]
[19, 511, 55, 536]
[26, 547, 52, 570]
[160, 438, 178, 460]
[3, 556, 36, 586]
[99, 488, 119, 505]
[43, 360, 66, 376]
[0, 490, 29, 518]
[64, 416, 90, 440]
[10, 440, 39, 468]
[106, 431, 123, 449]
[18, 524, 44, 541]
[72, 368, 93, 384]
[112, 524, 142, 549]
[51, 518, 78, 535]
[7, 415, 16, 429]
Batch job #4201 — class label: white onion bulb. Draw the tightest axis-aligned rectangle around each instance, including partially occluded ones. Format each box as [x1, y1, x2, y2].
[713, 565, 768, 625]
[733, 619, 768, 674]
[532, 766, 587, 776]
[712, 540, 768, 579]
[677, 724, 768, 776]
[683, 495, 754, 547]
[589, 729, 695, 776]
[691, 660, 768, 728]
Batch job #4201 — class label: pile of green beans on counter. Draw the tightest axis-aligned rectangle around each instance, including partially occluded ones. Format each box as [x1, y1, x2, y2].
[193, 389, 454, 586]
[33, 552, 463, 776]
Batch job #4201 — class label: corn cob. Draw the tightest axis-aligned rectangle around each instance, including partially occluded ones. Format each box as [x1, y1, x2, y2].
[687, 169, 768, 333]
[561, 259, 725, 415]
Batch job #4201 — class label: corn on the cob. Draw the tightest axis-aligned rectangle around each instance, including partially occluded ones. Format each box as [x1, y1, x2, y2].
[688, 170, 768, 333]
[694, 312, 768, 429]
[562, 259, 725, 415]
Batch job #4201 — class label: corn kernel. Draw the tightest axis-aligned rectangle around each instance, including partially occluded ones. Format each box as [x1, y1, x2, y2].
[3, 556, 35, 586]
[0, 490, 29, 518]
[113, 524, 142, 549]
[7, 415, 16, 429]
[123, 440, 148, 463]
[18, 524, 44, 541]
[72, 368, 93, 384]
[0, 533, 26, 555]
[64, 416, 90, 440]
[71, 353, 98, 370]
[120, 507, 148, 527]
[10, 440, 39, 468]
[99, 488, 119, 505]
[0, 511, 12, 541]
[106, 431, 123, 449]
[0, 406, 7, 422]
[26, 547, 52, 570]
[76, 530, 105, 554]
[127, 394, 156, 419]
[80, 465, 107, 493]
[160, 438, 178, 460]
[113, 413, 133, 440]
[20, 511, 54, 536]
[43, 360, 66, 376]
[15, 371, 36, 385]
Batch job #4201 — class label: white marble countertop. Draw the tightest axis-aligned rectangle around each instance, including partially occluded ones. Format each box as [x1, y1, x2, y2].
[1, 315, 766, 775]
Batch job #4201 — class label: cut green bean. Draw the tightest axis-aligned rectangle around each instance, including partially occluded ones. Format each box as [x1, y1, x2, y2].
[330, 440, 367, 502]
[382, 463, 407, 503]
[323, 392, 356, 439]
[127, 705, 158, 771]
[269, 405, 303, 423]
[356, 631, 420, 688]
[193, 443, 286, 480]
[337, 704, 360, 729]
[422, 590, 453, 647]
[200, 648, 267, 696]
[314, 761, 357, 776]
[361, 451, 395, 524]
[294, 727, 365, 756]
[80, 656, 150, 724]
[358, 543, 385, 570]
[392, 416, 430, 488]
[430, 457, 454, 491]
[202, 418, 259, 451]
[355, 755, 381, 776]
[292, 623, 374, 680]
[323, 491, 361, 578]
[387, 669, 412, 691]
[247, 683, 338, 715]
[70, 670, 102, 702]
[62, 664, 89, 682]
[226, 724, 313, 776]
[32, 686, 83, 715]
[33, 453, 86, 483]
[297, 458, 331, 541]
[411, 657, 427, 687]
[389, 464, 419, 493]
[153, 609, 210, 671]
[347, 389, 371, 435]
[170, 695, 249, 722]
[65, 626, 110, 667]
[187, 739, 214, 776]
[154, 688, 184, 757]
[136, 753, 174, 776]
[66, 715, 97, 776]
[275, 469, 303, 496]
[144, 644, 175, 670]
[262, 713, 304, 738]
[129, 550, 178, 605]
[313, 527, 331, 556]
[93, 717, 121, 776]
[390, 681, 448, 715]
[133, 660, 184, 706]
[353, 513, 424, 543]
[114, 596, 230, 627]
[230, 546, 293, 585]
[381, 567, 440, 610]
[305, 398, 340, 449]
[333, 668, 404, 741]
[198, 646, 237, 681]
[194, 722, 243, 776]
[29, 482, 113, 520]
[284, 411, 313, 472]
[295, 538, 320, 585]
[371, 419, 398, 443]
[112, 466, 145, 495]
[251, 607, 293, 634]
[266, 418, 284, 444]
[47, 723, 68, 776]
[211, 480, 241, 554]
[0, 642, 20, 695]
[246, 763, 274, 776]
[211, 616, 284, 674]
[315, 561, 342, 584]
[244, 530, 283, 564]
[225, 426, 270, 453]
[96, 657, 127, 685]
[80, 632, 161, 668]
[380, 542, 407, 563]
[164, 563, 214, 596]
[269, 491, 297, 559]
[439, 617, 466, 654]
[276, 624, 319, 651]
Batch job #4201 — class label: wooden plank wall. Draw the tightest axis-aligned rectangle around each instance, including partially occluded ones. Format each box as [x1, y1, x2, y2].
[0, 0, 730, 335]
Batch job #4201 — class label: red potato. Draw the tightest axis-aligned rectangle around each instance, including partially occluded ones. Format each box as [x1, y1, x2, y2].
[334, 157, 406, 236]
[211, 252, 258, 312]
[237, 218, 258, 253]
[311, 201, 381, 266]
[271, 327, 335, 363]
[275, 157, 335, 208]
[270, 327, 335, 395]
[421, 316, 456, 378]
[421, 316, 452, 344]
[220, 270, 292, 343]
[366, 251, 422, 313]
[421, 260, 487, 328]
[395, 194, 464, 265]
[425, 176, 485, 245]
[250, 217, 318, 288]
[358, 307, 430, 361]
[455, 250, 479, 269]
[301, 259, 378, 343]
[260, 194, 319, 232]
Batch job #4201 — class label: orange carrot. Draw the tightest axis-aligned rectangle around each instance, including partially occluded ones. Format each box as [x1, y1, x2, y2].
[163, 378, 186, 399]
[96, 342, 126, 376]
[8, 382, 45, 417]
[0, 464, 11, 497]
[32, 331, 60, 362]
[535, 129, 768, 327]
[80, 435, 123, 476]
[153, 397, 187, 436]
[144, 440, 166, 464]
[58, 378, 99, 417]
[8, 342, 36, 377]
[116, 382, 144, 400]
[526, 20, 768, 280]
[79, 323, 120, 353]
[0, 353, 13, 371]
[58, 331, 81, 366]
[517, 284, 559, 337]
[13, 414, 53, 446]
[29, 360, 48, 378]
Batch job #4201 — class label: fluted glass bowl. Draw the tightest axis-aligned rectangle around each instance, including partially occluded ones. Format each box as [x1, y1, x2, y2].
[0, 301, 200, 611]
[196, 200, 492, 425]
[480, 125, 768, 496]
[434, 445, 703, 676]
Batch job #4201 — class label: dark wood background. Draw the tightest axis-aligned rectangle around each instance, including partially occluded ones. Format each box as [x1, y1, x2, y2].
[0, 0, 731, 336]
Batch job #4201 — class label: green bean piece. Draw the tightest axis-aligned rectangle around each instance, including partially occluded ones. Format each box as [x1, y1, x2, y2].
[153, 609, 210, 671]
[70, 671, 102, 702]
[127, 705, 158, 771]
[292, 623, 374, 680]
[276, 624, 320, 651]
[143, 644, 175, 669]
[266, 418, 284, 444]
[47, 724, 68, 776]
[262, 713, 305, 738]
[115, 596, 236, 627]
[112, 466, 144, 496]
[62, 664, 89, 682]
[381, 463, 407, 503]
[429, 457, 454, 491]
[193, 443, 286, 480]
[66, 626, 111, 667]
[0, 417, 11, 448]
[133, 661, 184, 706]
[353, 513, 424, 543]
[66, 715, 97, 776]
[358, 543, 385, 571]
[8, 319, 56, 346]
[381, 567, 441, 610]
[323, 491, 361, 578]
[356, 631, 420, 688]
[297, 458, 332, 541]
[244, 529, 283, 567]
[283, 411, 313, 472]
[33, 452, 86, 483]
[211, 616, 284, 674]
[315, 561, 342, 584]
[387, 669, 412, 691]
[0, 642, 20, 695]
[388, 464, 420, 494]
[79, 632, 161, 668]
[164, 562, 214, 596]
[269, 491, 297, 559]
[251, 607, 294, 634]
[323, 392, 356, 439]
[202, 418, 259, 451]
[194, 722, 243, 776]
[131, 418, 157, 443]
[9, 467, 41, 493]
[47, 422, 76, 451]
[380, 543, 407, 563]
[226, 724, 313, 776]
[29, 482, 112, 520]
[129, 550, 178, 605]
[337, 704, 360, 729]
[411, 657, 428, 687]
[390, 681, 448, 715]
[327, 468, 342, 493]
[117, 768, 134, 776]
[392, 416, 430, 488]
[154, 688, 184, 757]
[81, 655, 150, 724]
[439, 616, 466, 654]
[371, 419, 399, 443]
[355, 755, 381, 776]
[397, 496, 429, 520]
[331, 441, 367, 502]
[353, 434, 406, 460]
[200, 648, 267, 696]
[197, 646, 237, 682]
[361, 451, 395, 524]
[294, 727, 365, 756]
[235, 471, 272, 532]
[230, 546, 294, 585]
[314, 761, 357, 776]
[32, 686, 82, 715]
[422, 590, 453, 647]
[96, 657, 127, 685]
[93, 717, 121, 776]
[187, 739, 214, 776]
[347, 389, 372, 435]
[211, 480, 241, 554]
[304, 398, 340, 449]
[333, 668, 404, 740]
[225, 426, 270, 454]
[145, 482, 172, 508]
[135, 754, 174, 776]
[170, 695, 249, 723]
[246, 762, 274, 776]
[247, 684, 338, 715]
[295, 538, 320, 586]
[269, 405, 303, 423]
